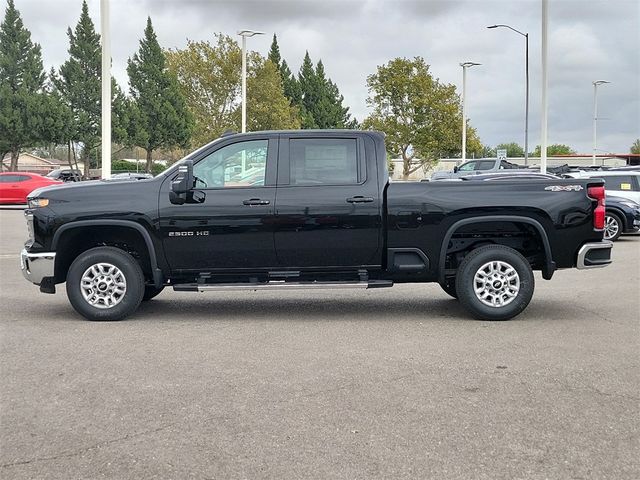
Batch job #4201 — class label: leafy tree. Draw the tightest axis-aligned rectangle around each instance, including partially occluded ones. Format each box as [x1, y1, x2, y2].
[51, 0, 128, 176]
[482, 145, 497, 158]
[166, 35, 240, 146]
[532, 144, 576, 156]
[166, 35, 299, 145]
[239, 54, 301, 131]
[495, 142, 525, 157]
[362, 57, 482, 179]
[127, 17, 192, 172]
[630, 139, 640, 154]
[0, 0, 65, 170]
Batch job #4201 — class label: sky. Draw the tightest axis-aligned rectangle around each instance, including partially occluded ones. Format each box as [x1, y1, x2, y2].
[12, 0, 640, 154]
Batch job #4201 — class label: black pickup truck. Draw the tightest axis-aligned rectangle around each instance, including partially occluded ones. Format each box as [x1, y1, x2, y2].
[21, 130, 612, 321]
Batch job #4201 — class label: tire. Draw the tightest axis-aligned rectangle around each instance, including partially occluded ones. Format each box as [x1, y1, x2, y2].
[66, 246, 145, 321]
[439, 277, 458, 299]
[603, 212, 622, 241]
[455, 245, 534, 321]
[142, 285, 165, 301]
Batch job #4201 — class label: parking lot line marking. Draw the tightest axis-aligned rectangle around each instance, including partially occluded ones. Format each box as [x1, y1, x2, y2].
[0, 254, 17, 258]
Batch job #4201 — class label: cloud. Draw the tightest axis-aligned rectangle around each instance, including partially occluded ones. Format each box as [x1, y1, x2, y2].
[11, 0, 639, 153]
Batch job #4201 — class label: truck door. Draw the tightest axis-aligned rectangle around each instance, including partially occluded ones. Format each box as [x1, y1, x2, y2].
[273, 134, 382, 268]
[158, 136, 279, 272]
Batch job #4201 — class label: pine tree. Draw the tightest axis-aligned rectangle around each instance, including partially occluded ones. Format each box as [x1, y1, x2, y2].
[267, 34, 281, 69]
[0, 0, 63, 170]
[51, 1, 99, 175]
[268, 34, 301, 110]
[296, 54, 356, 129]
[298, 51, 319, 128]
[52, 1, 130, 176]
[280, 59, 301, 105]
[127, 17, 192, 172]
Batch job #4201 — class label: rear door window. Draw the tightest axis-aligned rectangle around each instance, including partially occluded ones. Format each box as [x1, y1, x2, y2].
[289, 138, 360, 185]
[604, 175, 638, 191]
[477, 160, 496, 170]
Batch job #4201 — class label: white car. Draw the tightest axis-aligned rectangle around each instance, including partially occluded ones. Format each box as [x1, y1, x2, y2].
[565, 170, 640, 203]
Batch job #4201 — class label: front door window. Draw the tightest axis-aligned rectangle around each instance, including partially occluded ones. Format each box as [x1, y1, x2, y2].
[193, 140, 268, 189]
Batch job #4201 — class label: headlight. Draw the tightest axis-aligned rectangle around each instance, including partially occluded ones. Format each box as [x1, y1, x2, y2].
[28, 198, 49, 208]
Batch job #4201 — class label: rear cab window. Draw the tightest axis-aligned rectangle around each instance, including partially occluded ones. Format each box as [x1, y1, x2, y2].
[284, 137, 363, 186]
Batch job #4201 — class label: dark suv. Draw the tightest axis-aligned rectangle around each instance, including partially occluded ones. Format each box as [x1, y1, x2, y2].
[604, 196, 640, 241]
[46, 169, 83, 182]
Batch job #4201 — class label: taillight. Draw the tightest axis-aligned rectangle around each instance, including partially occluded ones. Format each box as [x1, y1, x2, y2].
[588, 185, 606, 230]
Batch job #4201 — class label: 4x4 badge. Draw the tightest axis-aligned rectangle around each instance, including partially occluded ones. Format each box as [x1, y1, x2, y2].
[544, 185, 584, 192]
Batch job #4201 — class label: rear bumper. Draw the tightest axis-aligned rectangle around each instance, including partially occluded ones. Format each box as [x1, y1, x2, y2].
[576, 241, 613, 269]
[20, 249, 55, 285]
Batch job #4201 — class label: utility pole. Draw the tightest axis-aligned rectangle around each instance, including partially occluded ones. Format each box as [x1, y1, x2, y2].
[460, 62, 481, 162]
[592, 80, 611, 166]
[540, 0, 548, 174]
[100, 0, 111, 179]
[237, 30, 264, 133]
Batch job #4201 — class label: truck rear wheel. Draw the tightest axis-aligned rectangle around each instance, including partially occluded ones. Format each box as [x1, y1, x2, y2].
[455, 245, 534, 321]
[66, 247, 145, 321]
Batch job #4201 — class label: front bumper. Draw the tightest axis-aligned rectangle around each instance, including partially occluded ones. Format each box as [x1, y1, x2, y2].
[20, 249, 56, 285]
[576, 241, 613, 269]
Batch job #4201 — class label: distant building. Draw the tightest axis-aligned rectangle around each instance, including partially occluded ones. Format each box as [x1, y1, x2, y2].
[1, 153, 84, 174]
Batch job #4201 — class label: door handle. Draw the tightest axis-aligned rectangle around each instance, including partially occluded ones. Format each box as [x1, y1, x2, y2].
[346, 196, 374, 203]
[243, 198, 270, 206]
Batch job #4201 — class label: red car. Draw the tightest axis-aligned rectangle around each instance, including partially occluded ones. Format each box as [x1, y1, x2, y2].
[0, 172, 62, 204]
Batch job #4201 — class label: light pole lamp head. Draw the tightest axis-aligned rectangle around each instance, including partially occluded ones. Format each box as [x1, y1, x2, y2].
[237, 30, 265, 37]
[486, 24, 527, 36]
[593, 80, 611, 86]
[460, 62, 481, 68]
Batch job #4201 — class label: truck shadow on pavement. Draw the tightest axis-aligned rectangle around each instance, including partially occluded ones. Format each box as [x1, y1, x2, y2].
[133, 295, 469, 321]
[124, 294, 572, 323]
[36, 292, 593, 323]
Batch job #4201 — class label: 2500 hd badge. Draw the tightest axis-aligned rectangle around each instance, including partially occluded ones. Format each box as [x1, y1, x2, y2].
[168, 231, 209, 237]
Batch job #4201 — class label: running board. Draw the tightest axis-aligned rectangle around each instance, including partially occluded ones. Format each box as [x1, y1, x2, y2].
[173, 280, 393, 292]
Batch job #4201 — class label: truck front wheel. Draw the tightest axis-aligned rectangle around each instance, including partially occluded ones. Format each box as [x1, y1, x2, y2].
[66, 246, 145, 321]
[455, 245, 534, 321]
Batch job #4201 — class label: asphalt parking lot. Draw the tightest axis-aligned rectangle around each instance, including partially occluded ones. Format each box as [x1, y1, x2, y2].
[0, 208, 638, 479]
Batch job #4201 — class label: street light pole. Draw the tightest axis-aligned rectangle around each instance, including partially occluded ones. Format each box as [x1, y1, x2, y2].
[487, 24, 529, 165]
[237, 30, 264, 133]
[592, 80, 610, 166]
[460, 62, 481, 162]
[540, 0, 548, 174]
[100, 0, 111, 179]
